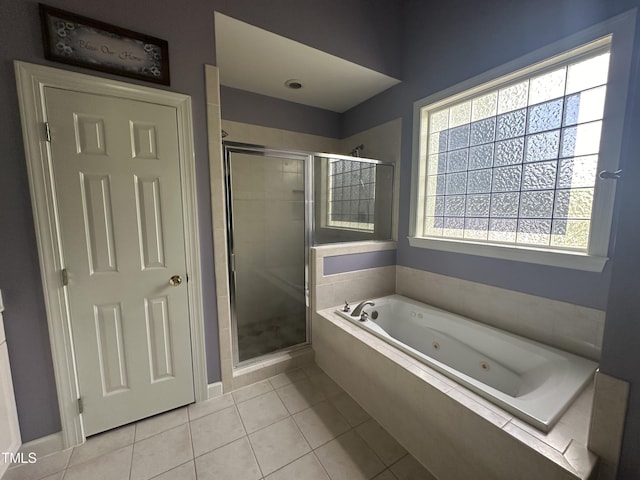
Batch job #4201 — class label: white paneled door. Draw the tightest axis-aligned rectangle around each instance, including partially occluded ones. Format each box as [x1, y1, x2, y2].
[44, 87, 194, 436]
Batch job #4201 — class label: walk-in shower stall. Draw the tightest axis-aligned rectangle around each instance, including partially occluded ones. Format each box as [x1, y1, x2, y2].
[224, 143, 394, 366]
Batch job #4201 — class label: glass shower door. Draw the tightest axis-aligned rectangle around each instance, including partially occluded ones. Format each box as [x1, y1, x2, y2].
[226, 148, 309, 364]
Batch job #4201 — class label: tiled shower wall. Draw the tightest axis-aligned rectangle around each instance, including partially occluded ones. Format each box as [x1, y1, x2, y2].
[211, 105, 402, 389]
[211, 88, 342, 389]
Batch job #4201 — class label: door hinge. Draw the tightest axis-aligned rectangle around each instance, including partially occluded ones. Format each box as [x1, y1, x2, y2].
[61, 268, 69, 286]
[230, 253, 236, 272]
[44, 122, 51, 142]
[77, 397, 84, 414]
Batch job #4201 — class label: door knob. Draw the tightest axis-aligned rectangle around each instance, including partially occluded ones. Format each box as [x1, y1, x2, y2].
[169, 275, 183, 286]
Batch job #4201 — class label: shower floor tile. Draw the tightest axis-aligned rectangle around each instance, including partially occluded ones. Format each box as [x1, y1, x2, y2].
[237, 314, 307, 362]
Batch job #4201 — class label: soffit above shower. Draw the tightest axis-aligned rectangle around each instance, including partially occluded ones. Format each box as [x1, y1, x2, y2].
[214, 13, 401, 113]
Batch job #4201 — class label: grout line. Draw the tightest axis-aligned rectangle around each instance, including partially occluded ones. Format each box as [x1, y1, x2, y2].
[387, 454, 410, 471]
[132, 421, 139, 447]
[186, 414, 196, 472]
[273, 384, 294, 416]
[47, 365, 418, 480]
[145, 460, 194, 480]
[126, 442, 134, 480]
[289, 408, 313, 453]
[37, 448, 72, 480]
[63, 447, 73, 472]
[232, 396, 250, 439]
[245, 430, 265, 479]
[351, 422, 391, 473]
[128, 416, 183, 446]
[310, 450, 332, 480]
[231, 380, 275, 405]
[182, 402, 251, 462]
[234, 388, 274, 406]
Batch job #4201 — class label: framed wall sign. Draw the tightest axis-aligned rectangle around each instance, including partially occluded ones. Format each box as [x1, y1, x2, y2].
[39, 4, 170, 85]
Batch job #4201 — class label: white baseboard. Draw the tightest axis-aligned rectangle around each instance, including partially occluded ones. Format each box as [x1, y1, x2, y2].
[207, 382, 223, 399]
[18, 432, 65, 458]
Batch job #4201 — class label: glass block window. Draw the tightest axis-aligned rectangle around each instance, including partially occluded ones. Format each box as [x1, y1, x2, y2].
[420, 48, 610, 251]
[328, 159, 375, 231]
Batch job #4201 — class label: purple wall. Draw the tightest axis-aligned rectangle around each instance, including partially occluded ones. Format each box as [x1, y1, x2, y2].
[0, 0, 402, 442]
[341, 0, 640, 475]
[221, 86, 341, 138]
[323, 250, 396, 276]
[8, 0, 639, 473]
[598, 14, 640, 475]
[341, 0, 640, 311]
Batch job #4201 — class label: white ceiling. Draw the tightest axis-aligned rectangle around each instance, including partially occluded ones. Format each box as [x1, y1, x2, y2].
[214, 13, 401, 113]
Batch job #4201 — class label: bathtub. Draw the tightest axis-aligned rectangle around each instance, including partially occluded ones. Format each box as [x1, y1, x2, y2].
[336, 294, 597, 432]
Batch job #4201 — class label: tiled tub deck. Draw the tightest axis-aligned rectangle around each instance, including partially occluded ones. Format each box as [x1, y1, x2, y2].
[313, 308, 597, 480]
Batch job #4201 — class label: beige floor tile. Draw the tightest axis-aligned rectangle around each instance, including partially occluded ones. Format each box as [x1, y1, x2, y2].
[265, 453, 330, 480]
[39, 473, 64, 480]
[190, 406, 246, 456]
[372, 470, 399, 480]
[151, 460, 196, 480]
[248, 417, 311, 475]
[237, 391, 290, 433]
[390, 455, 437, 480]
[135, 407, 189, 442]
[308, 372, 343, 397]
[7, 368, 440, 480]
[315, 430, 386, 480]
[232, 379, 274, 404]
[276, 378, 326, 414]
[68, 424, 135, 467]
[269, 369, 307, 389]
[356, 419, 407, 466]
[195, 437, 261, 480]
[130, 424, 193, 480]
[62, 445, 132, 480]
[187, 394, 235, 421]
[302, 364, 325, 377]
[330, 391, 371, 427]
[4, 448, 72, 480]
[293, 400, 351, 448]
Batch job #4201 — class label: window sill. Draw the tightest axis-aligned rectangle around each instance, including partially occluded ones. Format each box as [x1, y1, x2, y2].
[407, 236, 608, 272]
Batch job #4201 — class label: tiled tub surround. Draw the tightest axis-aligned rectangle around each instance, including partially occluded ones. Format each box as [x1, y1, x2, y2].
[587, 371, 630, 480]
[311, 242, 398, 314]
[313, 308, 597, 480]
[334, 295, 597, 432]
[396, 266, 605, 361]
[4, 363, 434, 480]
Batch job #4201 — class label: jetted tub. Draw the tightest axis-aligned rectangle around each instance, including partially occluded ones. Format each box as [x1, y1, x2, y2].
[336, 294, 597, 431]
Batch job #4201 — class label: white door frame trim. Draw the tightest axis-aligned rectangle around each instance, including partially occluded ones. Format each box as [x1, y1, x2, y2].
[14, 61, 207, 448]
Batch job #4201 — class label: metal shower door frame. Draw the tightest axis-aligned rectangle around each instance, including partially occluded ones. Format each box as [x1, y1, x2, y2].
[223, 142, 313, 367]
